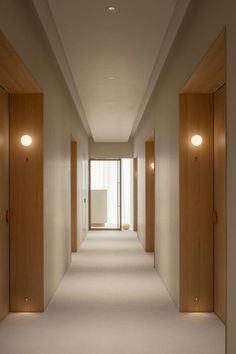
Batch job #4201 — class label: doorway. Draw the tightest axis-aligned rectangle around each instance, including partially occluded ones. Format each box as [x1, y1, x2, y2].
[0, 31, 44, 318]
[179, 30, 227, 327]
[145, 133, 155, 252]
[89, 159, 121, 230]
[133, 157, 138, 232]
[0, 86, 9, 320]
[71, 139, 78, 252]
[214, 84, 226, 322]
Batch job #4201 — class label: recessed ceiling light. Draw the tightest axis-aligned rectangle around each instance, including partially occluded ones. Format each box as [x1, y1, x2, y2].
[108, 6, 116, 11]
[108, 76, 115, 80]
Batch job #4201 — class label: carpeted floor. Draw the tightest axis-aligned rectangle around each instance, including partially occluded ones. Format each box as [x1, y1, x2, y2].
[0, 231, 225, 354]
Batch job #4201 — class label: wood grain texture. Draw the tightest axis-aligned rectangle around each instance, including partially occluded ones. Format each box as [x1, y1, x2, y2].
[0, 87, 9, 320]
[0, 31, 41, 93]
[182, 30, 226, 94]
[214, 85, 227, 323]
[10, 93, 44, 312]
[145, 141, 155, 252]
[71, 140, 78, 252]
[133, 157, 138, 232]
[180, 94, 214, 311]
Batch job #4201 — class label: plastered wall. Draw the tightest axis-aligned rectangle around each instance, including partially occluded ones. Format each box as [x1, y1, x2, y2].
[89, 138, 133, 159]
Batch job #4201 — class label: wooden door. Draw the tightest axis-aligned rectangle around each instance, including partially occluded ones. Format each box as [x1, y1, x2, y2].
[214, 84, 226, 322]
[71, 140, 77, 252]
[0, 86, 9, 320]
[145, 140, 155, 252]
[10, 94, 44, 312]
[133, 157, 138, 232]
[180, 94, 214, 311]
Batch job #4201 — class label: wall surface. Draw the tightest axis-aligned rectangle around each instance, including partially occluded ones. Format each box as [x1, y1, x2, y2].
[0, 0, 89, 307]
[89, 138, 133, 159]
[134, 1, 236, 352]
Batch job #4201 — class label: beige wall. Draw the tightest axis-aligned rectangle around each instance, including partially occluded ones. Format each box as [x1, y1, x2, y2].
[134, 1, 236, 352]
[0, 0, 89, 307]
[89, 138, 133, 159]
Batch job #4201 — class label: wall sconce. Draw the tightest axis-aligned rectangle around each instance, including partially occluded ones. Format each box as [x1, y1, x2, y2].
[151, 162, 155, 170]
[21, 135, 32, 147]
[191, 134, 203, 147]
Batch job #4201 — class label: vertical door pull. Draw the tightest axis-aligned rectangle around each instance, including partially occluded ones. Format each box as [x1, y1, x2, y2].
[5, 210, 10, 224]
[212, 210, 218, 224]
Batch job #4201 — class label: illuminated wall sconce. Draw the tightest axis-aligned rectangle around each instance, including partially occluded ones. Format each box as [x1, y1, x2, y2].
[191, 134, 203, 147]
[151, 162, 155, 170]
[20, 135, 32, 147]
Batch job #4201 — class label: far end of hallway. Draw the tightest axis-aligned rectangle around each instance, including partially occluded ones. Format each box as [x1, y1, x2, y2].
[0, 231, 224, 354]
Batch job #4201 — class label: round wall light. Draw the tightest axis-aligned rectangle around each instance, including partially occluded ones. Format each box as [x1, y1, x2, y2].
[191, 134, 203, 147]
[20, 135, 32, 147]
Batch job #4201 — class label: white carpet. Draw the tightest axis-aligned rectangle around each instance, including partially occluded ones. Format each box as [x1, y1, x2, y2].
[0, 231, 225, 354]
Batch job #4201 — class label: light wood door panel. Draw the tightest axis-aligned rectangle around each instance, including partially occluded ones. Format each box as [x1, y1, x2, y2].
[0, 31, 41, 93]
[71, 140, 78, 252]
[10, 93, 44, 311]
[214, 85, 226, 322]
[181, 31, 226, 94]
[145, 141, 155, 252]
[180, 94, 214, 311]
[133, 158, 138, 232]
[0, 87, 9, 320]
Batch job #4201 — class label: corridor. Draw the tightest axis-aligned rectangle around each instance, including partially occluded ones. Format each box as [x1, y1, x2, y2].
[0, 231, 224, 354]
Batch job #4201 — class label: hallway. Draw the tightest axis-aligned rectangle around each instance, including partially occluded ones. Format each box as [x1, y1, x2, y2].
[0, 231, 224, 354]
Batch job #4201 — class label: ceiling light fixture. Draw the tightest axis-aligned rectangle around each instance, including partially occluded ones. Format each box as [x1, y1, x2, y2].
[108, 6, 116, 11]
[108, 76, 115, 80]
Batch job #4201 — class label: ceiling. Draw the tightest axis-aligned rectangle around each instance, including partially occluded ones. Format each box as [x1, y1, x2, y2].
[33, 0, 190, 142]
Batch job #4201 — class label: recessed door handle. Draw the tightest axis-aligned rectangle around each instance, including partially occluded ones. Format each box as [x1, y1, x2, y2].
[212, 210, 218, 225]
[5, 210, 10, 224]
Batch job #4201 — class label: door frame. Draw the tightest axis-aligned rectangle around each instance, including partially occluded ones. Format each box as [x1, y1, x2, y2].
[179, 28, 227, 345]
[0, 86, 10, 320]
[71, 139, 78, 252]
[133, 157, 138, 232]
[145, 132, 155, 253]
[89, 158, 122, 231]
[0, 31, 44, 316]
